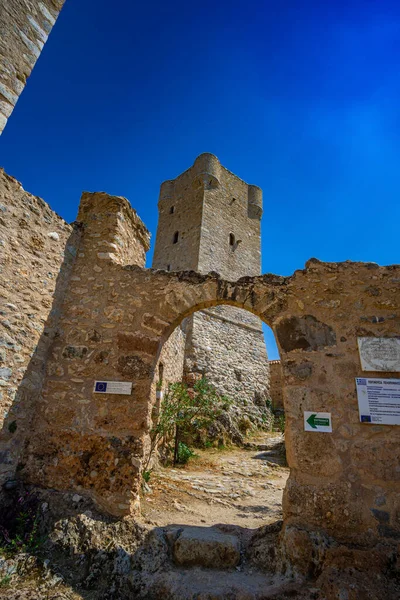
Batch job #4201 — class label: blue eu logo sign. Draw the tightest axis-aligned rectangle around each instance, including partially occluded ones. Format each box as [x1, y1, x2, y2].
[95, 382, 108, 393]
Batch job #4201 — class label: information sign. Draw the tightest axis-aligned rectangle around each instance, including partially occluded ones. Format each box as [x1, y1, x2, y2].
[93, 381, 133, 395]
[304, 411, 332, 432]
[355, 377, 400, 425]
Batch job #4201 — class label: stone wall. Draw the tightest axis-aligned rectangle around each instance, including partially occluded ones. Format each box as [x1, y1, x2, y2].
[0, 167, 79, 482]
[153, 326, 186, 424]
[269, 360, 283, 410]
[184, 306, 271, 431]
[17, 189, 151, 515]
[0, 0, 65, 134]
[156, 327, 185, 390]
[77, 191, 150, 268]
[1, 175, 399, 575]
[11, 190, 398, 562]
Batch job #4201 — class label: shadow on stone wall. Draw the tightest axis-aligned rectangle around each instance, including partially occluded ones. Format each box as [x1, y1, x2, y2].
[0, 225, 82, 490]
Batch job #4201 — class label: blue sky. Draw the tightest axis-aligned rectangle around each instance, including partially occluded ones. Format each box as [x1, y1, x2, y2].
[1, 0, 399, 358]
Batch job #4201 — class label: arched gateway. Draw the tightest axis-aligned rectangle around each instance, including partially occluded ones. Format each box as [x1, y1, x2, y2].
[8, 189, 398, 571]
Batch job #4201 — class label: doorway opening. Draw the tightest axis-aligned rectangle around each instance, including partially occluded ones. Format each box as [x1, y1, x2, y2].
[142, 304, 288, 529]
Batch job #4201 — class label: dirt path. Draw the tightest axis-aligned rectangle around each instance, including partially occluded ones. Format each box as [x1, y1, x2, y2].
[141, 433, 288, 529]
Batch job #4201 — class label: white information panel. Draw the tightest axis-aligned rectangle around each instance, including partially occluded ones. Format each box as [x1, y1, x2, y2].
[304, 412, 332, 433]
[93, 381, 132, 395]
[355, 378, 400, 425]
[358, 337, 400, 372]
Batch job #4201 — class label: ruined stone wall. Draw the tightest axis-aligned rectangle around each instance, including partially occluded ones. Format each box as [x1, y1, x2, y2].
[0, 0, 65, 134]
[11, 190, 151, 514]
[269, 360, 284, 410]
[77, 191, 150, 268]
[152, 326, 186, 428]
[184, 306, 270, 428]
[156, 326, 185, 390]
[1, 179, 399, 573]
[152, 154, 269, 421]
[12, 201, 397, 564]
[0, 168, 78, 481]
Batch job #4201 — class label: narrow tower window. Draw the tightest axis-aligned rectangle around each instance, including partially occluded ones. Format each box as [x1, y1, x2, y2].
[173, 231, 179, 244]
[167, 264, 171, 271]
[229, 233, 235, 246]
[170, 206, 175, 214]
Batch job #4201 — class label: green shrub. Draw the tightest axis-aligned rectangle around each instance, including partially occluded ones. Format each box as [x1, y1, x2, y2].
[177, 442, 196, 464]
[142, 470, 151, 483]
[144, 377, 232, 470]
[0, 575, 11, 588]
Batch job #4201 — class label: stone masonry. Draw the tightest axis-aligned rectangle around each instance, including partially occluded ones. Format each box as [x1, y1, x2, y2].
[153, 154, 271, 435]
[0, 171, 399, 576]
[269, 360, 284, 410]
[0, 0, 65, 134]
[0, 167, 79, 482]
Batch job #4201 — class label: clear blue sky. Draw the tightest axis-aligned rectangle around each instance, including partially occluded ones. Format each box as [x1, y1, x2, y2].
[1, 0, 399, 358]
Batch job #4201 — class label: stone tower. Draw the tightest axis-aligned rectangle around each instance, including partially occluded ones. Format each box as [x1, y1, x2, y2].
[153, 154, 270, 433]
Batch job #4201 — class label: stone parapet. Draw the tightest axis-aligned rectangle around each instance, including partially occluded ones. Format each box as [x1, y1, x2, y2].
[77, 191, 150, 267]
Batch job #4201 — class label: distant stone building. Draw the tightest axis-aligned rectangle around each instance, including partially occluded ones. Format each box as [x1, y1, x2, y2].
[0, 0, 65, 134]
[153, 154, 271, 433]
[268, 360, 284, 411]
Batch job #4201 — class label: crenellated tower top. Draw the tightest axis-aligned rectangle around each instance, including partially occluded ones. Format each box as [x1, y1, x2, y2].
[153, 154, 263, 279]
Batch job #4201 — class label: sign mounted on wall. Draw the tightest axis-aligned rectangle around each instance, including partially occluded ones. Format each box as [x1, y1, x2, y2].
[304, 412, 332, 433]
[355, 377, 400, 425]
[93, 381, 133, 395]
[358, 337, 400, 372]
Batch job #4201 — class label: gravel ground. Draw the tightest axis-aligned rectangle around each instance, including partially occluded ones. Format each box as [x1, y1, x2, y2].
[141, 433, 288, 529]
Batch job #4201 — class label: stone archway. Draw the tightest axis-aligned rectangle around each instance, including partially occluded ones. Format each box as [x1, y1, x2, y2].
[13, 191, 399, 568]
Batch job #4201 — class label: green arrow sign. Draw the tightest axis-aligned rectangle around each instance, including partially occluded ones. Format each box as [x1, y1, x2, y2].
[306, 414, 330, 429]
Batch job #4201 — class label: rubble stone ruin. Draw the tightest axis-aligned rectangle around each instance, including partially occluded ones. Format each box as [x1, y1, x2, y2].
[1, 159, 399, 577]
[0, 0, 399, 587]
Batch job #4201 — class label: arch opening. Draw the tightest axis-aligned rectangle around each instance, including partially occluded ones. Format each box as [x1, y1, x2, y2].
[144, 301, 287, 529]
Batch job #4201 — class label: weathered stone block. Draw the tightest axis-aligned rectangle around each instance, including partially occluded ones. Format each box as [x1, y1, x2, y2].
[276, 315, 336, 352]
[173, 527, 241, 568]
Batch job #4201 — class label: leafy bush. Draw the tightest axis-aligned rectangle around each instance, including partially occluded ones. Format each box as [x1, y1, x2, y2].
[142, 470, 152, 483]
[176, 442, 196, 464]
[144, 377, 231, 471]
[0, 575, 11, 588]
